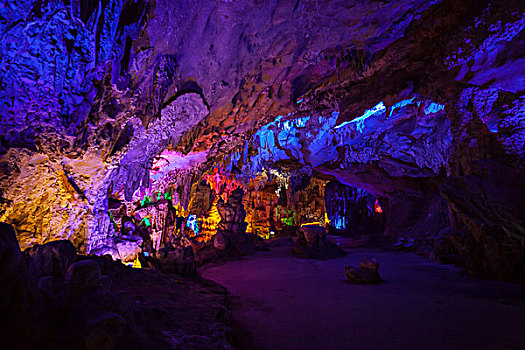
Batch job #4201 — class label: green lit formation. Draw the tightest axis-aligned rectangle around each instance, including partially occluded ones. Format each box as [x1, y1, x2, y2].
[281, 217, 294, 226]
[143, 217, 151, 227]
[141, 196, 152, 206]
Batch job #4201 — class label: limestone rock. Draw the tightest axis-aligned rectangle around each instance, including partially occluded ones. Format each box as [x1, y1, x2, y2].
[345, 259, 382, 284]
[292, 225, 346, 259]
[115, 238, 142, 263]
[25, 239, 77, 279]
[156, 244, 197, 277]
[441, 160, 525, 282]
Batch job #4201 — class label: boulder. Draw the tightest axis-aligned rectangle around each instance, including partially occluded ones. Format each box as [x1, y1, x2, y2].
[345, 259, 382, 284]
[0, 223, 39, 347]
[66, 260, 103, 294]
[300, 225, 327, 248]
[25, 239, 77, 279]
[156, 245, 197, 277]
[115, 239, 142, 262]
[292, 225, 345, 259]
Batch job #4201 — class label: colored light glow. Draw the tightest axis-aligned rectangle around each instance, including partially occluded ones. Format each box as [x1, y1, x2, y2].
[334, 101, 386, 132]
[204, 166, 242, 199]
[198, 197, 221, 242]
[186, 214, 199, 235]
[301, 222, 322, 227]
[143, 217, 151, 227]
[389, 97, 416, 117]
[141, 196, 152, 206]
[374, 199, 383, 214]
[150, 150, 209, 181]
[281, 217, 294, 226]
[132, 255, 142, 268]
[424, 102, 445, 114]
[164, 192, 172, 200]
[330, 213, 346, 230]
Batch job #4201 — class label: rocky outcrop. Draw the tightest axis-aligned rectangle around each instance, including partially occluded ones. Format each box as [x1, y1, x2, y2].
[292, 225, 345, 259]
[1, 0, 524, 283]
[155, 243, 197, 277]
[214, 188, 249, 252]
[345, 259, 382, 284]
[0, 223, 232, 349]
[441, 161, 525, 282]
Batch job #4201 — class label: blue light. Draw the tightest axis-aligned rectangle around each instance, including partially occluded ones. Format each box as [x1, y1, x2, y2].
[424, 102, 445, 114]
[334, 102, 386, 132]
[389, 97, 416, 117]
[186, 214, 199, 235]
[331, 213, 346, 230]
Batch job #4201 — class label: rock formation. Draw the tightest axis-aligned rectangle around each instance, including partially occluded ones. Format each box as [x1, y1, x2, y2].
[0, 223, 231, 349]
[292, 225, 346, 259]
[0, 0, 524, 284]
[345, 259, 382, 284]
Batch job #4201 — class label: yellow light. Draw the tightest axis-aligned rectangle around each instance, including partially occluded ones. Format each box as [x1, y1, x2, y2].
[198, 197, 221, 242]
[324, 212, 331, 225]
[132, 255, 142, 268]
[301, 222, 322, 227]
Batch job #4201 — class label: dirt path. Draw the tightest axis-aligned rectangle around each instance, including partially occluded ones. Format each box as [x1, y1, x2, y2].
[200, 238, 525, 350]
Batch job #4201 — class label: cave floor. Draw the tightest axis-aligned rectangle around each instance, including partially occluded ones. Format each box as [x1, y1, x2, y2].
[200, 236, 525, 350]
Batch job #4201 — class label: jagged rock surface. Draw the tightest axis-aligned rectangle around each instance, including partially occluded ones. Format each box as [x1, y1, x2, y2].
[0, 223, 232, 349]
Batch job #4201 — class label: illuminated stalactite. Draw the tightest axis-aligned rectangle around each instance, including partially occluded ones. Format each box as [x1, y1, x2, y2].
[197, 197, 221, 242]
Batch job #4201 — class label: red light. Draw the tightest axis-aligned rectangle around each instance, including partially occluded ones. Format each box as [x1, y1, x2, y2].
[374, 199, 383, 214]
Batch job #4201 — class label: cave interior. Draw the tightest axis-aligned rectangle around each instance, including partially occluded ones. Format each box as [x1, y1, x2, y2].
[1, 0, 525, 349]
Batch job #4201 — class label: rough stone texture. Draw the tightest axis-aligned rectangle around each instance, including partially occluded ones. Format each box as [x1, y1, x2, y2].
[155, 244, 197, 277]
[345, 259, 382, 284]
[441, 161, 525, 282]
[0, 223, 39, 347]
[214, 188, 248, 251]
[292, 225, 346, 259]
[0, 223, 232, 349]
[25, 239, 77, 279]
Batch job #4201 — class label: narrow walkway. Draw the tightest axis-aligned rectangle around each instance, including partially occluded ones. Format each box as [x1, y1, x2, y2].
[200, 238, 525, 350]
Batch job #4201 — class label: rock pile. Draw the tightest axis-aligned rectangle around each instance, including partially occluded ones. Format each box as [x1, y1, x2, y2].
[0, 223, 232, 349]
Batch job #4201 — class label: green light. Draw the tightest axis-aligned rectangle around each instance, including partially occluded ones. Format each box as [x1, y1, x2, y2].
[164, 192, 172, 200]
[281, 217, 294, 226]
[143, 217, 151, 227]
[141, 196, 152, 206]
